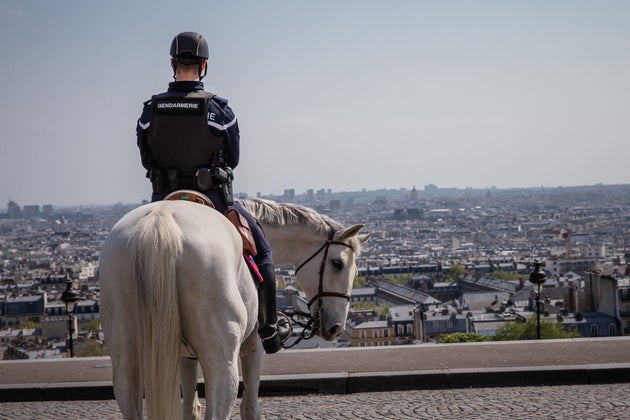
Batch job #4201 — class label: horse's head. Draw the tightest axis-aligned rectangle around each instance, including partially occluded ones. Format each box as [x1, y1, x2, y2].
[295, 224, 371, 341]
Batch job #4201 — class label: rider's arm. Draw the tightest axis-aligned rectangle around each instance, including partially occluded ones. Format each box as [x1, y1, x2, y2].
[208, 97, 240, 169]
[223, 104, 240, 169]
[136, 101, 153, 171]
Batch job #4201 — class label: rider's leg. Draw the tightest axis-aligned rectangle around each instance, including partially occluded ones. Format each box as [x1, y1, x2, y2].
[232, 202, 290, 353]
[256, 263, 290, 353]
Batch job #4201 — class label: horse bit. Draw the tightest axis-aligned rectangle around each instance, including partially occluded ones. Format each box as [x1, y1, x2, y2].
[281, 230, 355, 349]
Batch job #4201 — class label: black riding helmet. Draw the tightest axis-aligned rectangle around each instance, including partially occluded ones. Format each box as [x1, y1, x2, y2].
[170, 32, 209, 80]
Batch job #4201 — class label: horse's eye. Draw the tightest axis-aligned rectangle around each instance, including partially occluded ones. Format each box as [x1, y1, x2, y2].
[331, 259, 344, 270]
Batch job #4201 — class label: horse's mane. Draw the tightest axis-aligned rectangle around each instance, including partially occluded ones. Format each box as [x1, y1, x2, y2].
[239, 198, 343, 234]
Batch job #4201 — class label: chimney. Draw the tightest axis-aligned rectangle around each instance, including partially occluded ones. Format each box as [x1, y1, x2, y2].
[567, 285, 578, 313]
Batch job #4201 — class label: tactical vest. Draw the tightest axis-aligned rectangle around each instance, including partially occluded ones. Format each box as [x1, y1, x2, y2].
[147, 90, 223, 171]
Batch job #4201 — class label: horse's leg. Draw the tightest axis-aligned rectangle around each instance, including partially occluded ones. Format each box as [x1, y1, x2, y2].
[180, 358, 202, 420]
[110, 348, 143, 420]
[100, 253, 143, 419]
[238, 332, 264, 420]
[192, 320, 242, 420]
[180, 286, 245, 420]
[102, 304, 143, 419]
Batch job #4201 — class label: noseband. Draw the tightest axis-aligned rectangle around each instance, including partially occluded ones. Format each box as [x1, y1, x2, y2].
[282, 230, 355, 348]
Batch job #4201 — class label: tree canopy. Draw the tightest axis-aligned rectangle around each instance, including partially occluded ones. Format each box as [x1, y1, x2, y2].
[446, 264, 466, 282]
[439, 332, 493, 343]
[494, 316, 580, 341]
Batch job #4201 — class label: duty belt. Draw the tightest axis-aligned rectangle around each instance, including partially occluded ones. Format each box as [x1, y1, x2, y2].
[149, 169, 201, 194]
[149, 168, 232, 205]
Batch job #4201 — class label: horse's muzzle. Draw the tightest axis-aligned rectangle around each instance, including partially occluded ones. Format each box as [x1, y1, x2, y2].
[321, 322, 343, 341]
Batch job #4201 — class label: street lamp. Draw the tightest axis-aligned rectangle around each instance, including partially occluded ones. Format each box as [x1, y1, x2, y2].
[529, 261, 547, 340]
[61, 279, 79, 357]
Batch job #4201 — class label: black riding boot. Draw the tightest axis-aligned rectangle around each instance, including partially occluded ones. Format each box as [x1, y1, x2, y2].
[257, 263, 291, 354]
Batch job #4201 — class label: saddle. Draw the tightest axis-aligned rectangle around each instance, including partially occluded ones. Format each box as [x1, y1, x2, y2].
[165, 189, 214, 208]
[165, 190, 262, 282]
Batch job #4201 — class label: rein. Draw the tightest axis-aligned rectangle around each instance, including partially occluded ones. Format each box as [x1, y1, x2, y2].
[282, 231, 354, 349]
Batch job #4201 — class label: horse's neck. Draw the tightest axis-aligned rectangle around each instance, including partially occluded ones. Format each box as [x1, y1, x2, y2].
[261, 224, 325, 267]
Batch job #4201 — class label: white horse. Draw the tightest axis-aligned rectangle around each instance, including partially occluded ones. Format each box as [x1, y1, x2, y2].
[99, 198, 370, 420]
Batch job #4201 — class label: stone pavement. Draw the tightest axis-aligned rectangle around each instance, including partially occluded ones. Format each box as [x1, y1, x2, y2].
[1, 383, 629, 419]
[1, 337, 630, 418]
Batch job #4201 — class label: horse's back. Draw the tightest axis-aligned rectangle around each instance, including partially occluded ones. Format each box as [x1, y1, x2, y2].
[102, 200, 241, 268]
[101, 200, 248, 309]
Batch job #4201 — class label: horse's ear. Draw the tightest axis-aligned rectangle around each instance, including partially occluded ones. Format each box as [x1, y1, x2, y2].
[339, 224, 366, 241]
[358, 233, 372, 244]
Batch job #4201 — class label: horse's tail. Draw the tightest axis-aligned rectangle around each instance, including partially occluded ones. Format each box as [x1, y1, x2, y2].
[128, 204, 184, 420]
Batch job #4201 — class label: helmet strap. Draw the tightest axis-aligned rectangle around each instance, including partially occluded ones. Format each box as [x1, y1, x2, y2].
[198, 61, 207, 81]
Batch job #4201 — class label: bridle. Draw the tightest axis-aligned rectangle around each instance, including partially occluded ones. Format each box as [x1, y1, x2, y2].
[296, 230, 356, 308]
[281, 230, 355, 348]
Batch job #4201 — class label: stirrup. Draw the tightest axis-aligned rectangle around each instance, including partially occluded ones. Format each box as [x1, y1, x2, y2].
[260, 317, 291, 341]
[260, 317, 291, 354]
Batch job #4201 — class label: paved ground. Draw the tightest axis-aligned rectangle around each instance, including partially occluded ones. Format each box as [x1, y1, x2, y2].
[1, 383, 629, 419]
[1, 338, 630, 418]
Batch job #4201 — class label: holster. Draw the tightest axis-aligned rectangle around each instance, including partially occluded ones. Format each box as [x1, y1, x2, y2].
[222, 179, 234, 206]
[225, 209, 257, 257]
[214, 167, 234, 205]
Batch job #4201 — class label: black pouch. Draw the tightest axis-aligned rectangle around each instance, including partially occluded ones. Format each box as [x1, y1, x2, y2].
[150, 170, 164, 195]
[195, 168, 213, 191]
[167, 169, 179, 192]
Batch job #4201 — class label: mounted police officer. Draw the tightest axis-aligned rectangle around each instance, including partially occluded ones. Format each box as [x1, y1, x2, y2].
[136, 31, 290, 354]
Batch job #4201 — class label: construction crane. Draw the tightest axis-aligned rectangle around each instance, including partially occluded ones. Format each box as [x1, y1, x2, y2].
[552, 228, 572, 258]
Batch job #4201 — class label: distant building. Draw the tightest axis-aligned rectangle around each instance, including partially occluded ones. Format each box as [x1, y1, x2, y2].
[41, 274, 68, 286]
[1, 295, 46, 328]
[389, 305, 421, 343]
[0, 328, 42, 355]
[7, 200, 21, 219]
[424, 183, 438, 193]
[585, 274, 630, 336]
[555, 311, 619, 338]
[22, 205, 40, 218]
[545, 258, 597, 277]
[392, 208, 422, 220]
[424, 310, 469, 341]
[42, 204, 53, 217]
[316, 189, 328, 202]
[343, 319, 395, 347]
[351, 287, 378, 305]
[372, 279, 440, 308]
[423, 281, 460, 302]
[459, 275, 519, 294]
[282, 189, 295, 202]
[74, 299, 100, 329]
[409, 186, 419, 201]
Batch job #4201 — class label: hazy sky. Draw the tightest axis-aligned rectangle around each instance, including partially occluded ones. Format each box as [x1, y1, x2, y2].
[1, 1, 628, 206]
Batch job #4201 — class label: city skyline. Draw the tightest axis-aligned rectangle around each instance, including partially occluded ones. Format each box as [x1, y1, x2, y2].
[1, 1, 629, 206]
[2, 181, 629, 211]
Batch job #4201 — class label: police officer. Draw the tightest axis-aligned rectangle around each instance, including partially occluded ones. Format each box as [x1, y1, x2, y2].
[136, 31, 290, 354]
